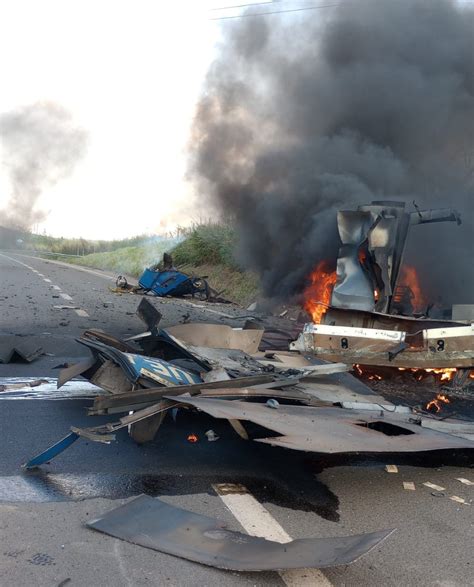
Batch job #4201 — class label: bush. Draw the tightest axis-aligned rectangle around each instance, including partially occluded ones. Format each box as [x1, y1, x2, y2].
[172, 223, 237, 268]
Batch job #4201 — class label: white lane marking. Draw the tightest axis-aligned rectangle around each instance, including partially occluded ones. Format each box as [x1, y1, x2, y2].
[0, 253, 35, 270]
[0, 377, 102, 399]
[385, 465, 398, 473]
[449, 495, 470, 505]
[13, 253, 116, 281]
[213, 483, 333, 587]
[423, 482, 445, 492]
[1, 253, 92, 317]
[456, 478, 474, 486]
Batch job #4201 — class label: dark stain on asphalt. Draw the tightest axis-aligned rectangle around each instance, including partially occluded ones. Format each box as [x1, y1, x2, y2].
[13, 469, 340, 522]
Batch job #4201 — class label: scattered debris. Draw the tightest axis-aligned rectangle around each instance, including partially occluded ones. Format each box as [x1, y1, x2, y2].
[0, 338, 43, 363]
[110, 254, 229, 303]
[24, 300, 474, 467]
[403, 482, 416, 491]
[385, 465, 398, 473]
[205, 429, 219, 442]
[87, 495, 395, 571]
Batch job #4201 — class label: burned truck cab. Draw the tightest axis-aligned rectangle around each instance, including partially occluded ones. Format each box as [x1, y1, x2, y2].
[331, 200, 461, 315]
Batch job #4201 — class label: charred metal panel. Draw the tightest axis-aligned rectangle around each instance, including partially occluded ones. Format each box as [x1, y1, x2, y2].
[88, 495, 394, 570]
[330, 201, 461, 314]
[171, 397, 474, 453]
[331, 210, 376, 311]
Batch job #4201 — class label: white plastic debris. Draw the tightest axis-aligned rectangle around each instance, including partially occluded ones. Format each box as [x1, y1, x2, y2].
[266, 399, 280, 409]
[205, 430, 219, 442]
[385, 465, 398, 473]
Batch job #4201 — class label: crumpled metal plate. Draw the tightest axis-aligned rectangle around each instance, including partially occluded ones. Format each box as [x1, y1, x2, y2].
[88, 495, 394, 571]
[171, 397, 474, 453]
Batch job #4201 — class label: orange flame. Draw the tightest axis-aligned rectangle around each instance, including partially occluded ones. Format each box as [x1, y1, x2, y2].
[398, 265, 427, 312]
[187, 434, 198, 443]
[303, 261, 337, 323]
[426, 393, 450, 412]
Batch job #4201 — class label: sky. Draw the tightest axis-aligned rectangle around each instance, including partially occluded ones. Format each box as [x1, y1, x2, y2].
[0, 0, 245, 239]
[0, 1, 471, 240]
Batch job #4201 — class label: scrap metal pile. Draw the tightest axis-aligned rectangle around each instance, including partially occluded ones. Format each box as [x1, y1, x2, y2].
[23, 294, 474, 571]
[26, 297, 474, 467]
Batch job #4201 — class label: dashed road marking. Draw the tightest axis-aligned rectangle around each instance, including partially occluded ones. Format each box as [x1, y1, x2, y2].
[213, 483, 333, 587]
[449, 495, 470, 505]
[1, 253, 91, 320]
[456, 478, 474, 486]
[423, 482, 445, 492]
[13, 252, 116, 281]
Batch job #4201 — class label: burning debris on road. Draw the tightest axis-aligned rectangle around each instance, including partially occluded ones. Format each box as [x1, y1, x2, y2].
[292, 201, 474, 391]
[21, 294, 474, 571]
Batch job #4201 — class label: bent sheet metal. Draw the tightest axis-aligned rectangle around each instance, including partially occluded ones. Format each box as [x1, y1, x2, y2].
[88, 495, 394, 571]
[170, 397, 474, 453]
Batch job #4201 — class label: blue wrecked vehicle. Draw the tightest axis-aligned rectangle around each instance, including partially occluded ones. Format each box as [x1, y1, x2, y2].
[116, 254, 213, 300]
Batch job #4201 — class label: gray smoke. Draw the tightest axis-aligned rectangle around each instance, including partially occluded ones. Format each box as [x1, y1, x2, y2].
[0, 102, 88, 231]
[190, 0, 474, 304]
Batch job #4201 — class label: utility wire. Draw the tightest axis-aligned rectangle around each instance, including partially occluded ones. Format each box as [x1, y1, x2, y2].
[210, 1, 280, 11]
[210, 3, 339, 20]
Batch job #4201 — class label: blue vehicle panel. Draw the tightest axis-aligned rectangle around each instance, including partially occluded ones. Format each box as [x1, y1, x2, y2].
[124, 353, 202, 386]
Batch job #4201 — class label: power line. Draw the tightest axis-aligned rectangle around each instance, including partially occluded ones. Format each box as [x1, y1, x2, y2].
[210, 1, 280, 12]
[210, 3, 339, 20]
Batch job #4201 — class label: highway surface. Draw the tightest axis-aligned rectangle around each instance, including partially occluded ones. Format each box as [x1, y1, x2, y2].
[0, 252, 473, 587]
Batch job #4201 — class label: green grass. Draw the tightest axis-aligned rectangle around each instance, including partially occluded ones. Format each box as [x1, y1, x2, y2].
[172, 223, 237, 267]
[67, 241, 174, 277]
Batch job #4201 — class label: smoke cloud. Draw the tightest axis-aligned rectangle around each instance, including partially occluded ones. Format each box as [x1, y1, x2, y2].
[0, 102, 88, 231]
[190, 0, 474, 304]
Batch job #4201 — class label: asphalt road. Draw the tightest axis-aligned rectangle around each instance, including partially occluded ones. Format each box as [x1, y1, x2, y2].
[0, 251, 473, 587]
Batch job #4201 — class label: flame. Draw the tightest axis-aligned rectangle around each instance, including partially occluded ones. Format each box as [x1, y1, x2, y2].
[187, 433, 198, 443]
[426, 393, 450, 412]
[353, 365, 470, 385]
[397, 265, 427, 312]
[397, 367, 457, 382]
[303, 261, 337, 323]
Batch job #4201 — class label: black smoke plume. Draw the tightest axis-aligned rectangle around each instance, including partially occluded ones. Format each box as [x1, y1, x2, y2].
[0, 102, 88, 231]
[190, 0, 474, 304]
